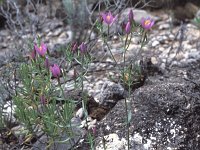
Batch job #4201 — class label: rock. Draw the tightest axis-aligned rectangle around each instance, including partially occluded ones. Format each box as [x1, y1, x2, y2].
[151, 57, 158, 64]
[81, 116, 97, 130]
[151, 40, 160, 47]
[76, 108, 85, 119]
[131, 75, 200, 149]
[158, 23, 170, 30]
[98, 81, 127, 107]
[48, 28, 63, 37]
[2, 101, 18, 128]
[96, 133, 127, 150]
[172, 2, 199, 23]
[188, 51, 200, 59]
[41, 18, 63, 32]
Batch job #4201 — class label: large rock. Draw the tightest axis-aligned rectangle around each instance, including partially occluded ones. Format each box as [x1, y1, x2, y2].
[172, 2, 199, 23]
[131, 75, 200, 149]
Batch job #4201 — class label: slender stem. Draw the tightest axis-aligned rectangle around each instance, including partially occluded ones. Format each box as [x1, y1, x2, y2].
[88, 132, 94, 150]
[124, 34, 128, 49]
[102, 136, 106, 150]
[107, 25, 109, 35]
[80, 55, 88, 117]
[124, 98, 130, 150]
[141, 31, 147, 49]
[103, 38, 118, 65]
[123, 34, 129, 79]
[58, 78, 65, 99]
[123, 33, 131, 150]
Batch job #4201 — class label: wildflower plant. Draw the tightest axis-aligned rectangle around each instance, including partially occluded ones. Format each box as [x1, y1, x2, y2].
[14, 39, 80, 147]
[95, 9, 154, 149]
[13, 7, 154, 149]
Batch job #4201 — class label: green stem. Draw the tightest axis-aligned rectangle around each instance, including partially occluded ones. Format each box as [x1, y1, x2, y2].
[80, 56, 88, 117]
[141, 31, 147, 49]
[123, 34, 129, 79]
[103, 38, 118, 65]
[88, 132, 94, 150]
[124, 98, 130, 150]
[124, 34, 129, 49]
[58, 78, 65, 99]
[123, 33, 132, 150]
[108, 25, 109, 35]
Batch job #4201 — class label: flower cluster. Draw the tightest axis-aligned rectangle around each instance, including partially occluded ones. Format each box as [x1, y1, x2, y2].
[31, 41, 89, 79]
[15, 7, 156, 149]
[31, 42, 61, 78]
[100, 10, 154, 35]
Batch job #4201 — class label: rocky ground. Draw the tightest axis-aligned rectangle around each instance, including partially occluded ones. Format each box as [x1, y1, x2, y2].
[1, 1, 200, 150]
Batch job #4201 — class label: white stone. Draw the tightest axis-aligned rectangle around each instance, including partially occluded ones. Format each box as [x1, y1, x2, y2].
[159, 23, 170, 30]
[152, 40, 160, 47]
[76, 108, 84, 119]
[96, 133, 127, 150]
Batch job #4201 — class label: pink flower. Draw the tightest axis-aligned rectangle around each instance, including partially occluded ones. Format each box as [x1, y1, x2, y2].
[50, 64, 61, 78]
[141, 17, 154, 30]
[79, 42, 87, 53]
[101, 11, 117, 25]
[128, 10, 134, 22]
[34, 43, 47, 57]
[125, 21, 131, 34]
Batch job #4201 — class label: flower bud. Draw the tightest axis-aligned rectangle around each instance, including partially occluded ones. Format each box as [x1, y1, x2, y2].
[128, 10, 134, 22]
[125, 21, 131, 34]
[79, 42, 87, 53]
[50, 64, 61, 78]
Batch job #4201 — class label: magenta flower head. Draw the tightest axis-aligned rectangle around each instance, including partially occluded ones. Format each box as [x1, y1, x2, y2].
[125, 21, 131, 34]
[34, 43, 47, 57]
[101, 11, 116, 25]
[50, 64, 61, 78]
[79, 42, 87, 53]
[141, 17, 154, 30]
[128, 10, 134, 22]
